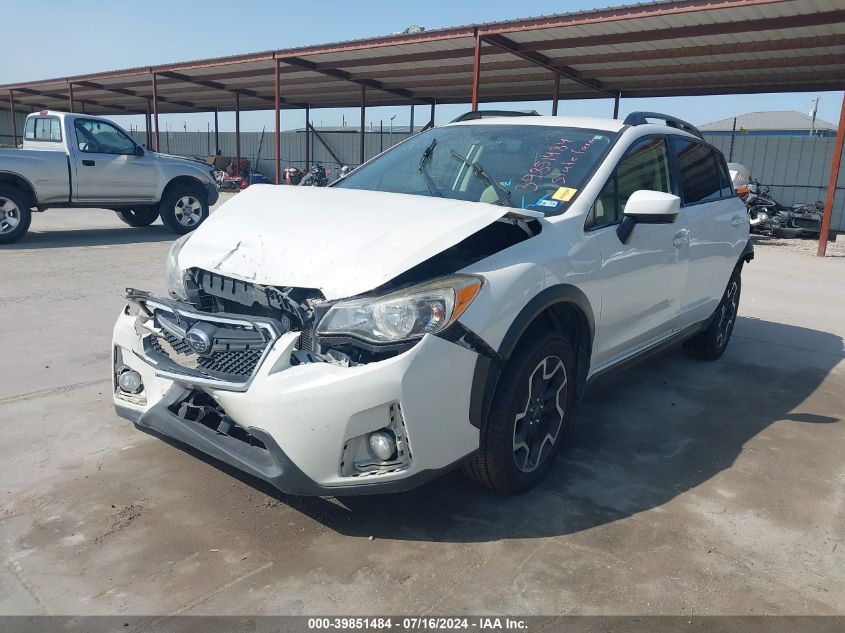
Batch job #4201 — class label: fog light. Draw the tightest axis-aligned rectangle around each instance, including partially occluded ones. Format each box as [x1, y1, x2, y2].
[368, 430, 396, 461]
[118, 369, 143, 394]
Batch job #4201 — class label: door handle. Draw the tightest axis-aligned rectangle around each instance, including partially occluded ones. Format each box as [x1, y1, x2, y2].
[82, 159, 96, 166]
[672, 229, 689, 249]
[731, 215, 745, 228]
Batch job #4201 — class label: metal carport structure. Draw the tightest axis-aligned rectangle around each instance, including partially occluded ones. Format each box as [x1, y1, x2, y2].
[2, 0, 844, 253]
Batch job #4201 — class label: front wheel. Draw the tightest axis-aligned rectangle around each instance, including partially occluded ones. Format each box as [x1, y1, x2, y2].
[159, 187, 209, 234]
[115, 207, 159, 227]
[683, 268, 741, 361]
[0, 187, 32, 245]
[464, 328, 576, 494]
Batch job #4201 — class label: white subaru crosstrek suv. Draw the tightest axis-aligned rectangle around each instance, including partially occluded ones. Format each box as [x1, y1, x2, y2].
[112, 111, 752, 495]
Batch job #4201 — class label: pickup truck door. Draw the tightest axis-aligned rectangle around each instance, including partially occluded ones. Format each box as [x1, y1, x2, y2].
[70, 118, 157, 203]
[588, 136, 690, 370]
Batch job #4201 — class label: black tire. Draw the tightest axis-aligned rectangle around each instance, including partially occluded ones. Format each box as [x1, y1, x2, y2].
[0, 186, 32, 245]
[772, 226, 802, 239]
[463, 328, 576, 494]
[682, 268, 741, 361]
[115, 207, 159, 227]
[158, 186, 209, 234]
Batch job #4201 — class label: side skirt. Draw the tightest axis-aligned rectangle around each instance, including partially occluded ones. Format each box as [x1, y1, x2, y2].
[585, 319, 710, 393]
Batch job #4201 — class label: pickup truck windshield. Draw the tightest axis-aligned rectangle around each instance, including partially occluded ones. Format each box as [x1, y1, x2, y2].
[335, 124, 614, 214]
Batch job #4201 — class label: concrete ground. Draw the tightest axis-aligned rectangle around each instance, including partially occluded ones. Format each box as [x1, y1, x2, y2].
[0, 200, 843, 616]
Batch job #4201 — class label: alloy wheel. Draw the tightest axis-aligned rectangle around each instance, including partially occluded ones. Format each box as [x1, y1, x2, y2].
[174, 195, 203, 227]
[513, 355, 568, 473]
[0, 197, 21, 235]
[715, 280, 739, 348]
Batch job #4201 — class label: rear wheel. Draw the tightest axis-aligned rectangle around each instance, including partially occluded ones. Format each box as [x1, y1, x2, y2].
[682, 268, 741, 361]
[115, 207, 159, 227]
[0, 187, 32, 245]
[159, 186, 208, 234]
[464, 328, 576, 494]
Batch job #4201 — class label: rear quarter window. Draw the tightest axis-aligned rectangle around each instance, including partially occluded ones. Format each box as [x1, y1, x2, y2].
[670, 137, 723, 205]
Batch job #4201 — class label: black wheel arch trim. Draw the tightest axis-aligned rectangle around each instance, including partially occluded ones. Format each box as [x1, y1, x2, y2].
[467, 284, 595, 429]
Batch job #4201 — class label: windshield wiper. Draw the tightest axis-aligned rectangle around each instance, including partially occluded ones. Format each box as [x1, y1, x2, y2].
[419, 138, 442, 197]
[449, 150, 512, 207]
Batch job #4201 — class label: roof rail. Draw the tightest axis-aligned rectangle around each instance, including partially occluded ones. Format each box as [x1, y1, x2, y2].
[623, 111, 703, 139]
[451, 109, 540, 123]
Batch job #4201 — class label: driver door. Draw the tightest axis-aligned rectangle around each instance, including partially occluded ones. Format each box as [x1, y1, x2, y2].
[72, 118, 157, 203]
[589, 136, 690, 369]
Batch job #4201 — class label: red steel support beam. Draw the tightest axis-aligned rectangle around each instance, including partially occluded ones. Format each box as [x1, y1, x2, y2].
[817, 92, 845, 257]
[235, 92, 241, 171]
[151, 73, 160, 152]
[274, 59, 281, 184]
[471, 29, 481, 112]
[8, 90, 17, 147]
[68, 82, 75, 112]
[551, 73, 560, 116]
[359, 85, 366, 166]
[145, 101, 152, 147]
[305, 105, 311, 170]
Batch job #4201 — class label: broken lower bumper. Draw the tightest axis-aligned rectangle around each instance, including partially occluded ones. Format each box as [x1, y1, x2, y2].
[111, 298, 481, 496]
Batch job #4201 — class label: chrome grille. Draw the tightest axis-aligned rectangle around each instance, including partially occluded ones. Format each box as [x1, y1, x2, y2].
[132, 293, 281, 391]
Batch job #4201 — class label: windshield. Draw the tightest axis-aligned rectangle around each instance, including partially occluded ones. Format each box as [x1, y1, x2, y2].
[335, 124, 615, 214]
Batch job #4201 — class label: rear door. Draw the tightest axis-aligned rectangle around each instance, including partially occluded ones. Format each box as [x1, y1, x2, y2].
[669, 137, 747, 328]
[589, 135, 690, 369]
[71, 118, 157, 203]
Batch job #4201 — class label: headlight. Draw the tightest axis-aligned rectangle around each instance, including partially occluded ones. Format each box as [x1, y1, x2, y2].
[165, 233, 191, 300]
[317, 275, 484, 344]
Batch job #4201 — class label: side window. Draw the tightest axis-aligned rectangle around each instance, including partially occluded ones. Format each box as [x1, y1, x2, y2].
[590, 137, 671, 228]
[25, 117, 62, 142]
[671, 138, 722, 204]
[716, 155, 734, 198]
[74, 119, 136, 155]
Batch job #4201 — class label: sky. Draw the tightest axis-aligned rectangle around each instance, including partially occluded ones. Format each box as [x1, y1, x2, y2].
[1, 0, 842, 132]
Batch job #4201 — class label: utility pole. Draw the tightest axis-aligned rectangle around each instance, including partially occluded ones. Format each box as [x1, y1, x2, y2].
[809, 96, 820, 137]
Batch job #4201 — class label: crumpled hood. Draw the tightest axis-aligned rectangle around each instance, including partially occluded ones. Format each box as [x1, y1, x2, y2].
[177, 184, 518, 299]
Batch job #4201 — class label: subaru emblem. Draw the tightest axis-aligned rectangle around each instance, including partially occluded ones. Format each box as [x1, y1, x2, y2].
[185, 326, 212, 354]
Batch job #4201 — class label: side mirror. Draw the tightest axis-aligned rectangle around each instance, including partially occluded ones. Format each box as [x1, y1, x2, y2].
[134, 145, 145, 157]
[616, 190, 680, 244]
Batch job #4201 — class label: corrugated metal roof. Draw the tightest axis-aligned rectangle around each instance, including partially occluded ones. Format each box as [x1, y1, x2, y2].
[700, 111, 839, 131]
[1, 0, 843, 116]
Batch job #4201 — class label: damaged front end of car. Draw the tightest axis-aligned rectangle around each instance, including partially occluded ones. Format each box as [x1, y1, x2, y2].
[111, 186, 545, 494]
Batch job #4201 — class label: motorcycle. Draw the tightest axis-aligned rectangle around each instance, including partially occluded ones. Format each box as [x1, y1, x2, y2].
[739, 180, 823, 238]
[297, 162, 330, 187]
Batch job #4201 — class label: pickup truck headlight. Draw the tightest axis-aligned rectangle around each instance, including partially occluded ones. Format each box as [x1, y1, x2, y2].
[317, 275, 483, 344]
[165, 234, 191, 300]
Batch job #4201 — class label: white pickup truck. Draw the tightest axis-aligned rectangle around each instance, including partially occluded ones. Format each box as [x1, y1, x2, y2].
[0, 110, 218, 243]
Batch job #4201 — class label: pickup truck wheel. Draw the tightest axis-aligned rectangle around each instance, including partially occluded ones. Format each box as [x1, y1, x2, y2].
[463, 329, 576, 494]
[682, 268, 741, 361]
[159, 188, 208, 234]
[115, 207, 159, 227]
[0, 188, 32, 245]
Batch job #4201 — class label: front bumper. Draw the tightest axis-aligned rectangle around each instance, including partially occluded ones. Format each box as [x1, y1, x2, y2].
[112, 300, 481, 495]
[206, 181, 219, 206]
